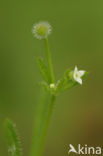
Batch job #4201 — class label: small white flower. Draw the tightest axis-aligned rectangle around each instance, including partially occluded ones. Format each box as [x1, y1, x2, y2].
[50, 83, 55, 89]
[32, 21, 52, 40]
[73, 66, 85, 85]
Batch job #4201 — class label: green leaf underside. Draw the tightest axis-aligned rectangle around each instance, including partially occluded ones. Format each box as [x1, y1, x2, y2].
[4, 119, 22, 156]
[37, 57, 51, 84]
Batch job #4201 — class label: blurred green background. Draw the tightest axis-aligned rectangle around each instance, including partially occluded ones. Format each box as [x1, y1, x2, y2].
[0, 0, 103, 155]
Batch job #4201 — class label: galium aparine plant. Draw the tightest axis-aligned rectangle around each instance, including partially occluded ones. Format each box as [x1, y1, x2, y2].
[4, 21, 88, 156]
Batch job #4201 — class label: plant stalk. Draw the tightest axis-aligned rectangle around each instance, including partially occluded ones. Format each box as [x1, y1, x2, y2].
[44, 38, 55, 83]
[31, 38, 56, 156]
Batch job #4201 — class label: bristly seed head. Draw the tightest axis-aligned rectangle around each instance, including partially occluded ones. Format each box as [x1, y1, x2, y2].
[32, 21, 52, 40]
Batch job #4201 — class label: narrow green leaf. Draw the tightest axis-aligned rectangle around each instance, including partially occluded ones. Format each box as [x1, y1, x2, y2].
[55, 77, 66, 94]
[4, 119, 22, 156]
[37, 57, 50, 84]
[64, 68, 72, 77]
[55, 68, 72, 94]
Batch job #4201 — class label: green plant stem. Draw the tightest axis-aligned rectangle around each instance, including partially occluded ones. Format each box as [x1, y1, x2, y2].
[39, 94, 56, 155]
[31, 90, 56, 156]
[37, 94, 56, 156]
[44, 38, 55, 83]
[31, 37, 56, 156]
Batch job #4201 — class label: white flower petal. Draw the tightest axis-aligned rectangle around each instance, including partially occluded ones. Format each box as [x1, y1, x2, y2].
[79, 70, 85, 77]
[76, 78, 82, 85]
[74, 66, 78, 72]
[73, 72, 77, 81]
[73, 66, 85, 85]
